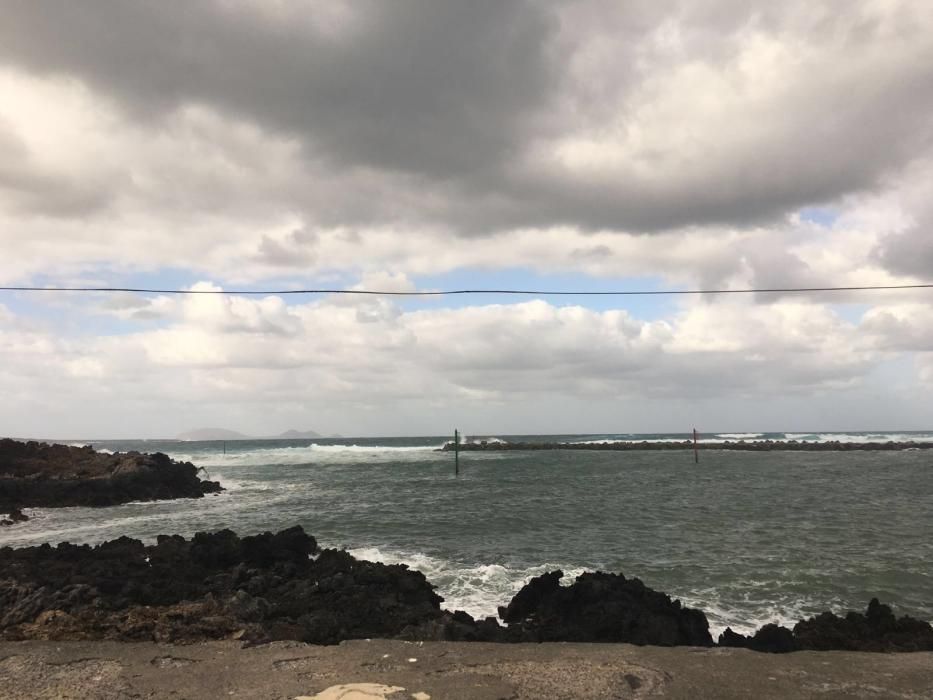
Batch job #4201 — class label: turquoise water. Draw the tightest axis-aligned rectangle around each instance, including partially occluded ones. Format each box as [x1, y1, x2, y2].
[2, 433, 932, 635]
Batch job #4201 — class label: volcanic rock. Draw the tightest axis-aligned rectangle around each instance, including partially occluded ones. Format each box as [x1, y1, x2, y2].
[0, 438, 222, 510]
[0, 508, 29, 526]
[793, 598, 933, 652]
[0, 526, 451, 645]
[718, 624, 799, 653]
[498, 570, 713, 646]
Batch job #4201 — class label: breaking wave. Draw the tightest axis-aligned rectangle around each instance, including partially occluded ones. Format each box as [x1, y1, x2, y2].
[348, 545, 586, 623]
[165, 443, 446, 468]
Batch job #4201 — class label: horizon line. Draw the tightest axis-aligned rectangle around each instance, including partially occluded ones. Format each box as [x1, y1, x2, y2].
[2, 283, 933, 297]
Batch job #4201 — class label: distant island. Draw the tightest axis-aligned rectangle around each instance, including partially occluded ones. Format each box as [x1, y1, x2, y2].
[176, 428, 340, 441]
[276, 429, 325, 439]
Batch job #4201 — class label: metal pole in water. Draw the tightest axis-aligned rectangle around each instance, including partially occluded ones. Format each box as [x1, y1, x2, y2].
[454, 429, 460, 476]
[223, 440, 226, 455]
[693, 428, 699, 464]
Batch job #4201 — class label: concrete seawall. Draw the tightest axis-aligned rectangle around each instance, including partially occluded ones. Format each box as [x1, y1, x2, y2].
[1, 640, 931, 699]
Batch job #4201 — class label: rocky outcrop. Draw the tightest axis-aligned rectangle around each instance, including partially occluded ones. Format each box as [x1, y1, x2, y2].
[2, 524, 930, 651]
[718, 624, 799, 653]
[719, 599, 933, 653]
[0, 439, 222, 510]
[0, 508, 29, 527]
[497, 570, 713, 646]
[793, 598, 933, 652]
[0, 526, 453, 644]
[0, 529, 711, 647]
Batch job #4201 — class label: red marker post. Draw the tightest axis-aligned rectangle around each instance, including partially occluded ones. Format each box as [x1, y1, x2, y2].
[693, 428, 699, 464]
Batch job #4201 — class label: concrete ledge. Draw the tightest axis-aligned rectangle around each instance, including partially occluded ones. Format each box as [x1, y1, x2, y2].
[1, 640, 932, 699]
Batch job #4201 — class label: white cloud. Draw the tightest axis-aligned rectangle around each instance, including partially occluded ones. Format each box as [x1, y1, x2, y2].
[0, 288, 909, 436]
[861, 303, 933, 351]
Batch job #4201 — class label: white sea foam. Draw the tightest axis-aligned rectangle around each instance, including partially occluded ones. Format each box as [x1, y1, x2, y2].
[672, 590, 861, 638]
[573, 438, 686, 445]
[308, 443, 440, 453]
[464, 436, 508, 445]
[574, 437, 724, 445]
[166, 443, 445, 468]
[209, 473, 263, 491]
[349, 546, 586, 621]
[573, 432, 933, 445]
[58, 441, 115, 454]
[783, 432, 933, 443]
[345, 546, 825, 636]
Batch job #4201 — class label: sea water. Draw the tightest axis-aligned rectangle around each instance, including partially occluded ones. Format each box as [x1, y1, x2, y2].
[2, 432, 932, 636]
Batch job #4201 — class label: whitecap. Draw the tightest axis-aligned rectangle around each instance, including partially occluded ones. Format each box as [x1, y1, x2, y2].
[164, 443, 446, 468]
[348, 546, 585, 620]
[783, 432, 933, 443]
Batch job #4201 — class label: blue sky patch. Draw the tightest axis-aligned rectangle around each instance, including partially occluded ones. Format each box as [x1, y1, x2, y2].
[799, 206, 839, 227]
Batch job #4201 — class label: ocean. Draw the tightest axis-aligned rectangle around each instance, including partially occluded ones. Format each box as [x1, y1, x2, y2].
[2, 431, 932, 637]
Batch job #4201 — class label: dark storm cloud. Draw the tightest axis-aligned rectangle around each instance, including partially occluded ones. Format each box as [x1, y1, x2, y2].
[0, 1, 556, 180]
[2, 0, 933, 234]
[876, 225, 933, 280]
[870, 157, 933, 281]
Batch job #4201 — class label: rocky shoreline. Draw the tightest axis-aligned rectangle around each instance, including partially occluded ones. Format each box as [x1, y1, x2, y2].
[443, 439, 933, 451]
[0, 438, 222, 513]
[2, 526, 931, 653]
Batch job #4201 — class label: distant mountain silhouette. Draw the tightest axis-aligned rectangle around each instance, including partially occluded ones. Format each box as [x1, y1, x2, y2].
[276, 429, 322, 439]
[176, 427, 324, 440]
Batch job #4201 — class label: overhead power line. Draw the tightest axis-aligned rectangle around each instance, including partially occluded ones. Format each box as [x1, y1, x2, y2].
[1, 283, 932, 296]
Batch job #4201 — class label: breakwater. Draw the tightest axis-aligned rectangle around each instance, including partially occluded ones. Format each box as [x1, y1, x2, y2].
[441, 439, 933, 452]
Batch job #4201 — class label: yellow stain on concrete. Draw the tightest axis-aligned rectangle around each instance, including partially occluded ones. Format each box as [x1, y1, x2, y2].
[296, 683, 405, 700]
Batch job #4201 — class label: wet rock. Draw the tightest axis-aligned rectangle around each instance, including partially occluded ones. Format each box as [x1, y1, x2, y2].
[401, 610, 503, 642]
[718, 623, 798, 653]
[721, 599, 933, 653]
[0, 438, 222, 510]
[717, 627, 747, 647]
[498, 570, 561, 624]
[499, 570, 713, 646]
[793, 598, 933, 652]
[0, 526, 448, 645]
[0, 508, 29, 527]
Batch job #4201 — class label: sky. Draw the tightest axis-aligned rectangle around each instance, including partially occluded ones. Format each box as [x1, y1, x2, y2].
[1, 0, 932, 439]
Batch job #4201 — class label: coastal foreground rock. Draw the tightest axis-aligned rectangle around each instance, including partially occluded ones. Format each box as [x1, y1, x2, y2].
[719, 598, 933, 653]
[2, 526, 931, 653]
[0, 526, 711, 646]
[0, 526, 441, 645]
[498, 570, 712, 646]
[0, 438, 222, 511]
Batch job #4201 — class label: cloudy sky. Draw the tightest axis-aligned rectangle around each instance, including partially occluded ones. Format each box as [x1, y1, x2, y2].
[1, 0, 932, 438]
